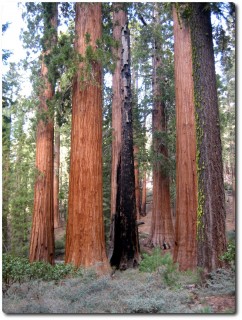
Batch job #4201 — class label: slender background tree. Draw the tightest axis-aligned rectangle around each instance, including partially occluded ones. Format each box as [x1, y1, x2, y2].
[29, 3, 58, 264]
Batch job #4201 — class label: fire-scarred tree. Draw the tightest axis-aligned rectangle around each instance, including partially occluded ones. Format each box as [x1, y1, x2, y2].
[65, 3, 109, 273]
[109, 3, 140, 270]
[29, 3, 57, 264]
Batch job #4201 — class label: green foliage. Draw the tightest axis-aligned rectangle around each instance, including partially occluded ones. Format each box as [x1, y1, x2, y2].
[220, 241, 235, 265]
[78, 33, 118, 89]
[139, 247, 163, 273]
[196, 306, 212, 314]
[2, 254, 84, 287]
[139, 249, 179, 287]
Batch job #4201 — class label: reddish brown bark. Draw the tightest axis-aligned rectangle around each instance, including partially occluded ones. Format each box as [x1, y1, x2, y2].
[65, 3, 109, 274]
[134, 145, 141, 220]
[53, 127, 61, 228]
[141, 170, 147, 216]
[29, 3, 57, 264]
[110, 3, 125, 217]
[149, 7, 174, 249]
[173, 7, 198, 270]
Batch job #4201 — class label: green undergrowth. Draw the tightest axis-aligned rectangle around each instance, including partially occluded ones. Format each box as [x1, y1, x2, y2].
[2, 254, 87, 287]
[2, 251, 235, 314]
[220, 240, 235, 268]
[139, 248, 179, 287]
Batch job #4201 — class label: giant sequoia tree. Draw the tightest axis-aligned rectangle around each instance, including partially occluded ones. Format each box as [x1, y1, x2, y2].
[53, 127, 61, 229]
[65, 3, 109, 273]
[29, 3, 57, 264]
[173, 6, 198, 270]
[190, 3, 227, 271]
[109, 4, 140, 270]
[173, 3, 227, 271]
[110, 3, 124, 222]
[149, 4, 174, 249]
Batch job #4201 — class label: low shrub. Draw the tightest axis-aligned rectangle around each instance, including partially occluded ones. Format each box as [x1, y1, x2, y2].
[139, 248, 179, 287]
[139, 248, 165, 273]
[2, 253, 83, 287]
[220, 241, 235, 266]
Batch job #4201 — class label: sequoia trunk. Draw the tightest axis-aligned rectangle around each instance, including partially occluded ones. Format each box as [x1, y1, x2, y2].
[190, 3, 227, 271]
[149, 7, 174, 249]
[29, 3, 57, 264]
[109, 4, 140, 269]
[134, 145, 141, 220]
[65, 3, 109, 273]
[110, 3, 124, 218]
[53, 127, 61, 228]
[173, 7, 198, 270]
[141, 170, 147, 216]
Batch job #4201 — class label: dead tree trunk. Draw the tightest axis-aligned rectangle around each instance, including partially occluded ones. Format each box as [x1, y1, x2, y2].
[109, 5, 140, 270]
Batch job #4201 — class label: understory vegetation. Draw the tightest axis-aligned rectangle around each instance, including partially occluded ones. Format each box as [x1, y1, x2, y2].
[2, 248, 235, 314]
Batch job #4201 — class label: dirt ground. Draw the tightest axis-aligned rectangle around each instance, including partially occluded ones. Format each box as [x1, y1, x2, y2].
[55, 192, 235, 241]
[139, 193, 235, 235]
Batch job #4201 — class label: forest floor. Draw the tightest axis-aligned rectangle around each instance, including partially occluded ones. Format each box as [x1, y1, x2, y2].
[2, 193, 236, 314]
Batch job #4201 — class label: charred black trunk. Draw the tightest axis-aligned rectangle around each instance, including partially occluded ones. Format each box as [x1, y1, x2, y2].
[109, 21, 140, 270]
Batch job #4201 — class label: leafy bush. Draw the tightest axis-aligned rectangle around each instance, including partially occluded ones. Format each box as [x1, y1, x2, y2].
[2, 253, 84, 286]
[139, 248, 165, 273]
[220, 241, 235, 265]
[55, 238, 65, 250]
[139, 248, 179, 287]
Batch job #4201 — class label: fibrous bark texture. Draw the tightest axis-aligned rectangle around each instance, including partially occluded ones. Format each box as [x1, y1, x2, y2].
[173, 7, 198, 270]
[109, 5, 140, 270]
[65, 3, 109, 274]
[190, 3, 227, 271]
[134, 144, 141, 220]
[141, 170, 147, 216]
[110, 3, 125, 217]
[53, 127, 61, 228]
[149, 7, 174, 250]
[29, 3, 57, 264]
